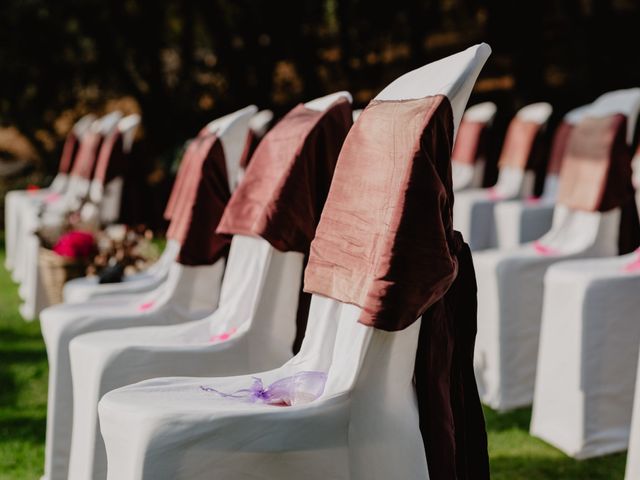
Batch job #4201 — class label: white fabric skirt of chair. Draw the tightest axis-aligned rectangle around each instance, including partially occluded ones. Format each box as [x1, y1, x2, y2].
[453, 167, 535, 251]
[493, 175, 561, 249]
[530, 252, 640, 458]
[39, 258, 224, 480]
[97, 295, 428, 480]
[65, 236, 303, 480]
[452, 160, 485, 192]
[10, 191, 48, 284]
[62, 240, 181, 303]
[624, 344, 640, 479]
[473, 206, 621, 411]
[4, 188, 50, 271]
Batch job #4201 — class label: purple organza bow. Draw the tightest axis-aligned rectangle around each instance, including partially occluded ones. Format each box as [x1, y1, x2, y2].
[200, 371, 327, 407]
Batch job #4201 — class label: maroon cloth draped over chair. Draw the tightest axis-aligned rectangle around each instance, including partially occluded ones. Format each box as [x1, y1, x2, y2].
[546, 121, 574, 175]
[217, 98, 353, 353]
[57, 131, 81, 174]
[217, 99, 352, 253]
[164, 134, 233, 266]
[452, 120, 487, 165]
[556, 114, 640, 253]
[92, 132, 126, 185]
[70, 131, 104, 179]
[304, 95, 489, 480]
[163, 139, 203, 222]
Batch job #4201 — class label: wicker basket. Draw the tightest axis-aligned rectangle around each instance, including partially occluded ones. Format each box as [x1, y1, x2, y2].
[38, 248, 88, 306]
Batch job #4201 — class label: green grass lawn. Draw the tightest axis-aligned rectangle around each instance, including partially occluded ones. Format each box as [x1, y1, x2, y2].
[0, 248, 629, 479]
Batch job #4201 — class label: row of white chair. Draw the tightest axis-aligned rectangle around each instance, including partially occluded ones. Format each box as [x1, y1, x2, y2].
[29, 45, 494, 480]
[458, 86, 640, 478]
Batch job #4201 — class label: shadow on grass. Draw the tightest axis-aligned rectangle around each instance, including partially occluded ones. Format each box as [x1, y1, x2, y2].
[484, 405, 532, 432]
[490, 452, 627, 480]
[0, 415, 46, 446]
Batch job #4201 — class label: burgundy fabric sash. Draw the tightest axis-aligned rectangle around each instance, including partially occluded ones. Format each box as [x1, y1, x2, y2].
[546, 121, 574, 175]
[556, 114, 634, 211]
[57, 131, 80, 174]
[92, 132, 126, 185]
[452, 120, 486, 165]
[498, 117, 544, 170]
[166, 134, 232, 265]
[303, 94, 489, 479]
[216, 98, 353, 253]
[163, 138, 202, 221]
[70, 131, 104, 179]
[304, 95, 457, 331]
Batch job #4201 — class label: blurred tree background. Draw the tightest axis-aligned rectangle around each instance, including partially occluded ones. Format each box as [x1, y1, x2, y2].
[0, 0, 639, 224]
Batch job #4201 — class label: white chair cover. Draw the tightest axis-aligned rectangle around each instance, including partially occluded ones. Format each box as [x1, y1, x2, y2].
[61, 106, 258, 305]
[97, 43, 491, 480]
[38, 106, 255, 480]
[494, 104, 592, 248]
[473, 89, 640, 412]
[453, 102, 553, 251]
[68, 236, 302, 480]
[15, 113, 124, 320]
[10, 113, 118, 285]
[64, 92, 352, 480]
[452, 101, 497, 191]
[528, 92, 640, 458]
[62, 239, 181, 303]
[531, 252, 640, 458]
[4, 114, 95, 271]
[624, 343, 640, 479]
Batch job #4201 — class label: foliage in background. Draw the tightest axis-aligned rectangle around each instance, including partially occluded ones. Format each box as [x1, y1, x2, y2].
[1, 0, 639, 173]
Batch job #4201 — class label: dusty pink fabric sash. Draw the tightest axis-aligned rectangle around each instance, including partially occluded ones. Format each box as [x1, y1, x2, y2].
[498, 117, 544, 170]
[69, 131, 103, 179]
[163, 138, 203, 221]
[57, 131, 80, 174]
[556, 114, 634, 212]
[92, 132, 126, 184]
[452, 120, 486, 165]
[216, 99, 353, 253]
[165, 134, 232, 265]
[304, 95, 458, 331]
[546, 121, 574, 175]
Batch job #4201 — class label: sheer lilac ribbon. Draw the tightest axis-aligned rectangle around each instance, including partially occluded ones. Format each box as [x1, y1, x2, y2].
[623, 249, 640, 273]
[200, 371, 328, 407]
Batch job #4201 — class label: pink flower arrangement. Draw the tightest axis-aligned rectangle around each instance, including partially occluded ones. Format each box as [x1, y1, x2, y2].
[52, 231, 97, 259]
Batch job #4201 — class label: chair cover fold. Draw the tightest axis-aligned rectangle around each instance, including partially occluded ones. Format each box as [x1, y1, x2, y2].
[304, 94, 489, 479]
[217, 99, 353, 253]
[167, 135, 232, 266]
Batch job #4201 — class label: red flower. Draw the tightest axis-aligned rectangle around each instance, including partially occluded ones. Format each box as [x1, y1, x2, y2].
[53, 231, 96, 259]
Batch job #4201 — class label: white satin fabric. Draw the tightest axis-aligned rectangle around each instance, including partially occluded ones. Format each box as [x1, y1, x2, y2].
[40, 259, 225, 480]
[473, 206, 621, 411]
[66, 236, 302, 480]
[62, 239, 181, 304]
[453, 102, 552, 251]
[531, 253, 640, 458]
[96, 42, 492, 480]
[98, 296, 428, 480]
